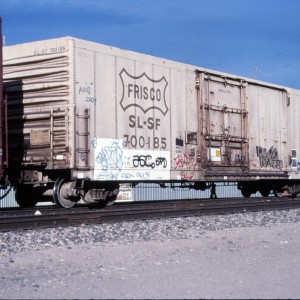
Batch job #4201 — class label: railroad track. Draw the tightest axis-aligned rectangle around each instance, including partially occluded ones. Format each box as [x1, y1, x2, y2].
[1, 197, 300, 232]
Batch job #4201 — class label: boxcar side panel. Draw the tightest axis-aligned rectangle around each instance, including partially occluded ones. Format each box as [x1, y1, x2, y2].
[115, 58, 172, 181]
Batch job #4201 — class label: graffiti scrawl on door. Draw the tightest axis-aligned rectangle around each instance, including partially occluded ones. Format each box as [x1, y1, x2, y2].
[256, 146, 283, 169]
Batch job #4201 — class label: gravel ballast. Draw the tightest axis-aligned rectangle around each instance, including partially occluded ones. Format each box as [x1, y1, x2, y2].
[1, 208, 300, 299]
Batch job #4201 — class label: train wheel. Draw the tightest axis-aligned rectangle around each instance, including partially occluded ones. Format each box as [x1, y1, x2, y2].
[15, 184, 38, 208]
[259, 188, 270, 197]
[241, 188, 251, 198]
[53, 178, 78, 208]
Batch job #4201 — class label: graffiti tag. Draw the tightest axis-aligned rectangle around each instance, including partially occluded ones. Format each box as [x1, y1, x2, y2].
[96, 141, 123, 171]
[78, 84, 96, 103]
[180, 171, 195, 180]
[256, 146, 283, 169]
[173, 153, 196, 170]
[132, 155, 167, 169]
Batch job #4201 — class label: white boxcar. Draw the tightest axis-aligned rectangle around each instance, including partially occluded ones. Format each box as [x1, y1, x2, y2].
[2, 37, 300, 207]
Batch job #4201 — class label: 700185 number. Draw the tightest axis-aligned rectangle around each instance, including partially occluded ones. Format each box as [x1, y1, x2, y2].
[123, 135, 167, 149]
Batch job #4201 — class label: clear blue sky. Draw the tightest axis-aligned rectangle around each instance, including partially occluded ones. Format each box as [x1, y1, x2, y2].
[2, 0, 300, 89]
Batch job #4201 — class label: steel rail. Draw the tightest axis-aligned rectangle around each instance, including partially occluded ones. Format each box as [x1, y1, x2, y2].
[1, 197, 300, 232]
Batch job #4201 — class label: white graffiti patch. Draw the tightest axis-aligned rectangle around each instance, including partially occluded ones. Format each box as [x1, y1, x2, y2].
[94, 138, 170, 180]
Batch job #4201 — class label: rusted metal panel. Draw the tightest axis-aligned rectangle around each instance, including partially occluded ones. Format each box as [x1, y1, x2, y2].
[196, 71, 248, 176]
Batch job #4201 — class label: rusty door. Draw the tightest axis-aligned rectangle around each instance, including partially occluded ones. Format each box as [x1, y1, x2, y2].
[197, 71, 248, 174]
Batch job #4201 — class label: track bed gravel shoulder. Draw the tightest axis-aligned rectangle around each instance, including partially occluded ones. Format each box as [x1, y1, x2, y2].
[1, 209, 300, 299]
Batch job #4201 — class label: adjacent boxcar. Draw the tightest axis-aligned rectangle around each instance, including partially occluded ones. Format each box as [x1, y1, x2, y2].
[2, 36, 300, 207]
